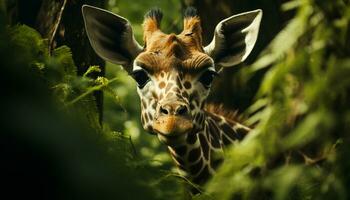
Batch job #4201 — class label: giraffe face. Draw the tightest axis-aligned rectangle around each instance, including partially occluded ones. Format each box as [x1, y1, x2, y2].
[131, 38, 217, 145]
[83, 5, 262, 145]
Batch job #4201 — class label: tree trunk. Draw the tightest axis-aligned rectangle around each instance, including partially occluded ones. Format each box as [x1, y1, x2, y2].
[48, 0, 106, 123]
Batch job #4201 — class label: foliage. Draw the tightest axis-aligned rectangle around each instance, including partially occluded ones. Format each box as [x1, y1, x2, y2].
[196, 0, 350, 199]
[1, 21, 183, 199]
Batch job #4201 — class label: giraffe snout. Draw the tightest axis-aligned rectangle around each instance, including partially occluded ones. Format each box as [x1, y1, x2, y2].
[158, 102, 190, 117]
[153, 101, 193, 137]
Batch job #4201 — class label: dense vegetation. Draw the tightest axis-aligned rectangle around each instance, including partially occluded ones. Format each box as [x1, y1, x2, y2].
[1, 0, 349, 199]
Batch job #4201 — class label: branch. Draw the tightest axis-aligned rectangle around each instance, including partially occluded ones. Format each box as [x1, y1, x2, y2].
[49, 0, 68, 55]
[65, 77, 119, 107]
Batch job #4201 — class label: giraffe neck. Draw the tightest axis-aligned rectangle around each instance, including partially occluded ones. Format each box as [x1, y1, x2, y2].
[167, 111, 250, 184]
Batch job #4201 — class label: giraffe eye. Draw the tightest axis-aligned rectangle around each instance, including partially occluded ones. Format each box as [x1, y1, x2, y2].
[131, 70, 150, 89]
[199, 70, 218, 88]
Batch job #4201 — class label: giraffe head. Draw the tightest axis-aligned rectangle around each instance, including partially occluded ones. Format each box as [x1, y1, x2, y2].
[82, 5, 262, 146]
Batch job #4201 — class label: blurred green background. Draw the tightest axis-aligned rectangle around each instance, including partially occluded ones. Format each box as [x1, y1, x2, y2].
[1, 0, 349, 199]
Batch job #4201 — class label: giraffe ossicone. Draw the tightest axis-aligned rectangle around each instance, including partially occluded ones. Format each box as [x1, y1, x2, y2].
[82, 5, 262, 186]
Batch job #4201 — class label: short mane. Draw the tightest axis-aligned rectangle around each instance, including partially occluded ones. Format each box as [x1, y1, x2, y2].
[204, 103, 248, 125]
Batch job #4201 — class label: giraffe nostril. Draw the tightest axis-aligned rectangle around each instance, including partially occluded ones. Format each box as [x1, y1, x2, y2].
[160, 106, 169, 115]
[176, 105, 188, 116]
[159, 103, 189, 116]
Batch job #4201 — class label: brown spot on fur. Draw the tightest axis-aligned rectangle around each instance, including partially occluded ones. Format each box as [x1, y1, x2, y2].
[222, 134, 232, 145]
[184, 81, 191, 89]
[199, 133, 209, 160]
[159, 81, 165, 89]
[190, 159, 203, 175]
[173, 87, 181, 94]
[174, 145, 187, 156]
[236, 128, 248, 140]
[141, 99, 147, 109]
[148, 113, 153, 121]
[186, 134, 197, 145]
[208, 119, 221, 148]
[188, 148, 201, 162]
[212, 158, 223, 169]
[221, 123, 238, 141]
[190, 103, 195, 110]
[147, 125, 153, 132]
[193, 165, 210, 184]
[182, 91, 189, 99]
[151, 91, 158, 99]
[152, 102, 157, 110]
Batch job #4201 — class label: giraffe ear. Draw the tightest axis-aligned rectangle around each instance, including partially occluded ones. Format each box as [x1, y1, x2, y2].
[204, 9, 262, 67]
[82, 5, 142, 69]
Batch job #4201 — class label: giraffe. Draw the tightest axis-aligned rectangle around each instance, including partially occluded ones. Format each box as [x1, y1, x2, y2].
[82, 5, 262, 187]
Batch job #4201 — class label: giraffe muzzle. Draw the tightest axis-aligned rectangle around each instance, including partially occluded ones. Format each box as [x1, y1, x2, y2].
[153, 115, 193, 135]
[153, 101, 193, 136]
[153, 115, 193, 145]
